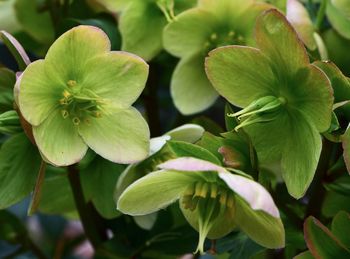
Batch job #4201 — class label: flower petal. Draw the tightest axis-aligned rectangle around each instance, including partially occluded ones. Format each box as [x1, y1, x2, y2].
[289, 65, 333, 132]
[82, 51, 149, 108]
[218, 172, 279, 218]
[117, 170, 199, 216]
[44, 25, 111, 85]
[119, 1, 166, 61]
[205, 46, 276, 108]
[255, 9, 309, 75]
[166, 124, 205, 143]
[234, 196, 285, 249]
[18, 60, 62, 126]
[78, 107, 150, 164]
[33, 109, 88, 166]
[158, 157, 226, 173]
[171, 54, 218, 115]
[163, 8, 217, 57]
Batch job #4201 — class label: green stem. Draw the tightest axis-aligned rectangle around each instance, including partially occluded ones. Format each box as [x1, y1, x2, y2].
[305, 139, 333, 218]
[315, 0, 328, 31]
[67, 165, 107, 250]
[28, 160, 47, 215]
[143, 62, 161, 137]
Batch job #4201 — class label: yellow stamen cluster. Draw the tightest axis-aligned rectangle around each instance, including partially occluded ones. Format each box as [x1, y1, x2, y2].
[203, 30, 245, 54]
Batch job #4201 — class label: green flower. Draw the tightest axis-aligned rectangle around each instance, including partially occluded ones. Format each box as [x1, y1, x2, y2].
[205, 10, 334, 198]
[17, 25, 150, 166]
[118, 157, 285, 254]
[119, 0, 196, 61]
[163, 0, 271, 114]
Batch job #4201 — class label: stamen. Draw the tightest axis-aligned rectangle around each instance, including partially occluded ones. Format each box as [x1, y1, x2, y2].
[63, 90, 71, 98]
[61, 110, 69, 119]
[67, 80, 77, 87]
[72, 117, 80, 125]
[210, 33, 218, 41]
[210, 184, 218, 199]
[219, 190, 228, 205]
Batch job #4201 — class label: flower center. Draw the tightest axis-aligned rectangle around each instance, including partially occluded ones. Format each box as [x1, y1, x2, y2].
[182, 182, 235, 254]
[59, 80, 106, 125]
[229, 95, 286, 131]
[203, 31, 245, 54]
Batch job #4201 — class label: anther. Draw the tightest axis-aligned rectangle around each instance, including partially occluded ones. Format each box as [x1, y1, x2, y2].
[194, 182, 203, 198]
[60, 98, 68, 105]
[199, 183, 209, 198]
[219, 190, 228, 205]
[210, 33, 218, 41]
[63, 90, 71, 98]
[72, 117, 80, 125]
[61, 110, 69, 119]
[210, 184, 218, 199]
[67, 80, 77, 87]
[226, 193, 235, 209]
[228, 31, 235, 37]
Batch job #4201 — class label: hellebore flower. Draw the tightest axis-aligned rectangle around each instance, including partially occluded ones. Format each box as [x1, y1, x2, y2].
[205, 10, 334, 198]
[118, 157, 285, 254]
[119, 0, 196, 61]
[17, 25, 150, 166]
[163, 0, 271, 115]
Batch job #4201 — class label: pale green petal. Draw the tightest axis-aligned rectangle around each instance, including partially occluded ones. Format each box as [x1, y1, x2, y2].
[255, 9, 309, 75]
[33, 109, 88, 166]
[82, 51, 149, 107]
[45, 25, 111, 85]
[78, 107, 150, 164]
[171, 54, 218, 115]
[281, 110, 322, 199]
[166, 124, 205, 143]
[119, 1, 166, 61]
[288, 65, 333, 132]
[327, 0, 350, 40]
[205, 46, 276, 108]
[163, 8, 217, 57]
[117, 170, 198, 216]
[234, 196, 285, 249]
[18, 60, 62, 126]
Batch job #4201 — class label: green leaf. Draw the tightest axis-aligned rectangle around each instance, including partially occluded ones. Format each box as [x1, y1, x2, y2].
[82, 51, 149, 108]
[78, 107, 149, 164]
[171, 53, 218, 115]
[0, 0, 21, 34]
[234, 196, 285, 249]
[205, 46, 276, 108]
[117, 170, 199, 216]
[33, 108, 88, 166]
[0, 133, 41, 209]
[332, 211, 350, 249]
[304, 216, 350, 258]
[294, 251, 314, 259]
[324, 175, 350, 196]
[119, 1, 166, 61]
[166, 140, 222, 165]
[0, 31, 30, 70]
[322, 191, 350, 217]
[81, 156, 125, 219]
[255, 9, 309, 75]
[0, 68, 16, 112]
[39, 170, 76, 214]
[14, 0, 54, 44]
[342, 125, 350, 174]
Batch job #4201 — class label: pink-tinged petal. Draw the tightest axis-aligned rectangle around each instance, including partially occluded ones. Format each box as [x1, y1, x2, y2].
[158, 157, 226, 173]
[0, 30, 30, 70]
[218, 172, 280, 218]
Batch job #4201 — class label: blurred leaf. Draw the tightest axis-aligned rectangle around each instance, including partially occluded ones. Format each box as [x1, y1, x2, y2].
[0, 0, 21, 34]
[0, 210, 27, 244]
[322, 190, 350, 217]
[0, 68, 15, 112]
[192, 116, 224, 136]
[81, 156, 125, 219]
[332, 211, 350, 249]
[0, 133, 41, 209]
[324, 174, 350, 196]
[304, 216, 350, 258]
[294, 250, 314, 259]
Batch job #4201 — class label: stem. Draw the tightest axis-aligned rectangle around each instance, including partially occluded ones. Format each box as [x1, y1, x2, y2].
[26, 237, 49, 259]
[305, 139, 333, 218]
[143, 62, 161, 137]
[28, 160, 47, 215]
[315, 0, 327, 31]
[67, 165, 107, 249]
